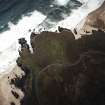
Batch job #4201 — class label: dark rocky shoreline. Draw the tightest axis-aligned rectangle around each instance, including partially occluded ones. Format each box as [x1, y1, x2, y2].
[12, 27, 105, 105]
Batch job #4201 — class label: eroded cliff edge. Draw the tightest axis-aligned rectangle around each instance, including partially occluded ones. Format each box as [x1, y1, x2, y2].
[15, 28, 105, 105]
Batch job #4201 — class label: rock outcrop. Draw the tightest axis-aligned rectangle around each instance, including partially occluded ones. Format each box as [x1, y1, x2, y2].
[16, 28, 105, 105]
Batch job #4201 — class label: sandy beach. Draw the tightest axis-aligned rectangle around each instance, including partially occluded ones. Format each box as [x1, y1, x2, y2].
[78, 1, 105, 35]
[0, 65, 24, 105]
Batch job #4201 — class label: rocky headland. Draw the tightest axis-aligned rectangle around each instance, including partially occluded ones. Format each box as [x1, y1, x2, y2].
[16, 28, 105, 105]
[1, 2, 105, 105]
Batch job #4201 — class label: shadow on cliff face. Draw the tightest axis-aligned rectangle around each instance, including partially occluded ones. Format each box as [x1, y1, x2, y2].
[15, 28, 105, 105]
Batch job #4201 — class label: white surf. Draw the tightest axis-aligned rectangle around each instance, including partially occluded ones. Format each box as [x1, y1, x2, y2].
[0, 0, 104, 74]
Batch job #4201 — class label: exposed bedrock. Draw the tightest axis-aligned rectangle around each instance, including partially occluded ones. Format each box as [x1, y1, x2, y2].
[16, 28, 105, 105]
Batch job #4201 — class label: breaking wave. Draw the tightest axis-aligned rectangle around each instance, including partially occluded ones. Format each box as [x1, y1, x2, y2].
[0, 0, 104, 73]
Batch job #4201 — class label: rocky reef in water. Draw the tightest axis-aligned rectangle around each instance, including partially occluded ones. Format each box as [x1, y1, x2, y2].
[15, 27, 105, 105]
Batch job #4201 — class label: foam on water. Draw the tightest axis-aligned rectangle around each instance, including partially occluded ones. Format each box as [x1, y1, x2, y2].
[54, 0, 70, 6]
[50, 0, 105, 32]
[0, 0, 104, 73]
[0, 11, 46, 73]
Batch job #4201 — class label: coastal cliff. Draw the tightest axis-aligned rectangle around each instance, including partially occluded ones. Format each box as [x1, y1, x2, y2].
[1, 2, 105, 105]
[16, 28, 105, 105]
